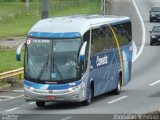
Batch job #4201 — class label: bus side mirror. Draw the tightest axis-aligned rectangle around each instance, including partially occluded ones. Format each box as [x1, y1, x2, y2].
[149, 31, 152, 34]
[16, 42, 25, 61]
[79, 41, 87, 63]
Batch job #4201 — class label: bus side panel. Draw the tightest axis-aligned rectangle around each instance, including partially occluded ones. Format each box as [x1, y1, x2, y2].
[121, 42, 132, 86]
[89, 49, 120, 96]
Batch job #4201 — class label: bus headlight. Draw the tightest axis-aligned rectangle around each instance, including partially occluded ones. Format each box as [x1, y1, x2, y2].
[68, 87, 74, 92]
[24, 85, 35, 91]
[68, 86, 80, 92]
[29, 87, 35, 91]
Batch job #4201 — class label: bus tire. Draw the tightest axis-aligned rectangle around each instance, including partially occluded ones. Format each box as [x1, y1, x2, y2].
[112, 74, 122, 95]
[36, 101, 45, 107]
[82, 85, 93, 106]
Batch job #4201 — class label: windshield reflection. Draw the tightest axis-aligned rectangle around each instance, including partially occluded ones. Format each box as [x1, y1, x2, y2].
[52, 39, 81, 80]
[25, 38, 81, 82]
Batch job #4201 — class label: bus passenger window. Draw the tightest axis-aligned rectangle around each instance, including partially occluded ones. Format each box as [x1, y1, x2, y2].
[92, 29, 99, 54]
[105, 26, 116, 49]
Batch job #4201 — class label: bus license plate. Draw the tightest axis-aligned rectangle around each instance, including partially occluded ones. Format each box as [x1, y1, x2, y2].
[45, 96, 56, 100]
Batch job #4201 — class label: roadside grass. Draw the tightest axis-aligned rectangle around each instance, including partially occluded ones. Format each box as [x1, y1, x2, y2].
[0, 15, 39, 38]
[50, 0, 100, 16]
[0, 2, 24, 16]
[0, 0, 100, 38]
[0, 80, 7, 87]
[0, 49, 24, 73]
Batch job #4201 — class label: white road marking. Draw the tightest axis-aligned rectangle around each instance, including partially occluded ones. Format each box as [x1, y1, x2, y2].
[28, 102, 35, 105]
[131, 0, 146, 62]
[0, 95, 24, 103]
[107, 96, 128, 104]
[149, 80, 160, 87]
[60, 117, 72, 120]
[0, 96, 14, 99]
[4, 107, 19, 112]
[13, 90, 24, 93]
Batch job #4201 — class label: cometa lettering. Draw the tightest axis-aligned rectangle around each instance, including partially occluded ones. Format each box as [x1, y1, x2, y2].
[96, 55, 108, 67]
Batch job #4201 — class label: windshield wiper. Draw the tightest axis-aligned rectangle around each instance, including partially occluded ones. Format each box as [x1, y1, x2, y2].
[54, 63, 63, 80]
[37, 54, 49, 80]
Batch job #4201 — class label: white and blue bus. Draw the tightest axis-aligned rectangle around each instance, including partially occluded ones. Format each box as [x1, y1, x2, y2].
[17, 15, 132, 107]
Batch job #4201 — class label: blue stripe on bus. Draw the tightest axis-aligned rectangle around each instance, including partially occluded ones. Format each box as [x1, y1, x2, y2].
[89, 42, 132, 96]
[28, 32, 81, 38]
[24, 80, 82, 90]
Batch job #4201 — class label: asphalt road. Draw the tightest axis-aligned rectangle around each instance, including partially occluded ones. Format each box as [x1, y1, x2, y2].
[0, 0, 160, 120]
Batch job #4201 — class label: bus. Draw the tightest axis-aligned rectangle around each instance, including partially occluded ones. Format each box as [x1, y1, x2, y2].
[16, 15, 132, 107]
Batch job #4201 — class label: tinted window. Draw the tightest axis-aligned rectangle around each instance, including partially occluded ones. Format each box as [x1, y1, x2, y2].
[112, 22, 132, 46]
[92, 26, 116, 54]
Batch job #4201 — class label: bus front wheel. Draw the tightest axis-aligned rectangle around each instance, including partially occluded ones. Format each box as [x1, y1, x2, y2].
[36, 101, 45, 107]
[82, 86, 93, 106]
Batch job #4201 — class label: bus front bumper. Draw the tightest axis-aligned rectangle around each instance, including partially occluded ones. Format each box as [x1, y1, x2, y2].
[24, 84, 86, 102]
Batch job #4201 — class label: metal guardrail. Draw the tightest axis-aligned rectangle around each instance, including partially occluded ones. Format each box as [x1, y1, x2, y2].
[0, 68, 24, 80]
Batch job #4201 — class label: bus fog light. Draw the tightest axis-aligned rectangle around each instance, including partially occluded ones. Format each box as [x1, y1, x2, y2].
[24, 93, 30, 98]
[73, 94, 79, 98]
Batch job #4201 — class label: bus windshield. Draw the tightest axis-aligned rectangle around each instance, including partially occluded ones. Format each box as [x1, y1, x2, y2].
[25, 38, 81, 82]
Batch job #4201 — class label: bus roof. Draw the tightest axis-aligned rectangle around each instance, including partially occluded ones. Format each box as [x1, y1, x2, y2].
[28, 15, 130, 38]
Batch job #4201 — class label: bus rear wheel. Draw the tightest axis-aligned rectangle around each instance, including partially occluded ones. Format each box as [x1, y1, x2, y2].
[112, 75, 122, 95]
[36, 101, 45, 107]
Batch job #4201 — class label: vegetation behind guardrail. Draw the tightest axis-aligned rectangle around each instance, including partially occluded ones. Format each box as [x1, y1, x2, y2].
[0, 0, 92, 21]
[0, 0, 100, 38]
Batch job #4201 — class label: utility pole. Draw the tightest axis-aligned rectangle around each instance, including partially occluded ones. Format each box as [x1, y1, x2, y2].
[25, 0, 29, 12]
[100, 0, 105, 15]
[41, 0, 49, 19]
[25, 0, 29, 7]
